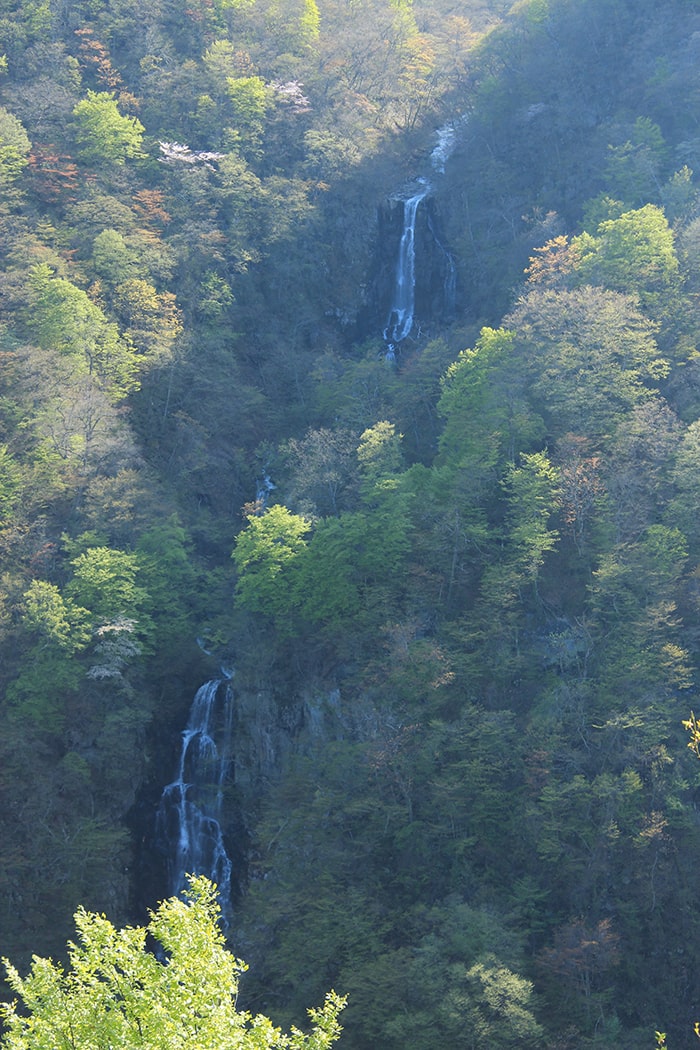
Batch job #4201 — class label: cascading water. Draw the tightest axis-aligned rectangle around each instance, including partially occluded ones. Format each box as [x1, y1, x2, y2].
[155, 675, 235, 917]
[383, 177, 431, 348]
[382, 122, 460, 352]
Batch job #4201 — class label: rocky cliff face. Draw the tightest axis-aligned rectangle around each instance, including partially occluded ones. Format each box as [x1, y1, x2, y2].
[130, 669, 356, 920]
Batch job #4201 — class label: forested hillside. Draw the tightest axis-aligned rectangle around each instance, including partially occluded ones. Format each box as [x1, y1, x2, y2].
[2, 0, 700, 1045]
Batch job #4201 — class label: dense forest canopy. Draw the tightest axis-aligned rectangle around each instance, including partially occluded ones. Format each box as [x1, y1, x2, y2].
[3, 0, 700, 1046]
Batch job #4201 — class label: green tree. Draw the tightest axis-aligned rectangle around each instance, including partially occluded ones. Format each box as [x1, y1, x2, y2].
[22, 579, 92, 653]
[26, 264, 140, 400]
[91, 228, 143, 285]
[572, 204, 681, 322]
[262, 0, 320, 54]
[602, 117, 667, 208]
[112, 279, 183, 360]
[356, 420, 403, 495]
[225, 74, 273, 156]
[506, 285, 668, 441]
[66, 545, 152, 633]
[71, 90, 144, 165]
[432, 327, 544, 607]
[502, 450, 560, 582]
[0, 443, 21, 524]
[1, 877, 345, 1050]
[438, 327, 542, 481]
[232, 504, 310, 619]
[462, 957, 544, 1048]
[0, 106, 31, 185]
[588, 524, 692, 699]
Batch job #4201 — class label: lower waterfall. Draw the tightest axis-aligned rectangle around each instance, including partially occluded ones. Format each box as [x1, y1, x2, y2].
[155, 675, 235, 917]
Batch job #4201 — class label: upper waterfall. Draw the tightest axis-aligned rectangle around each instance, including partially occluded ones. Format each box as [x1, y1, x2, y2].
[383, 177, 431, 347]
[382, 121, 460, 351]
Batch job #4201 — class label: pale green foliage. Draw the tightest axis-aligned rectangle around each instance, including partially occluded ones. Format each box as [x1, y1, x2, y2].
[197, 271, 235, 318]
[91, 228, 143, 284]
[72, 90, 145, 165]
[0, 877, 345, 1050]
[507, 286, 669, 439]
[503, 451, 560, 579]
[572, 204, 681, 319]
[22, 580, 92, 653]
[27, 264, 140, 400]
[464, 958, 544, 1047]
[300, 0, 321, 42]
[66, 546, 151, 630]
[264, 0, 321, 52]
[438, 327, 543, 476]
[232, 505, 310, 616]
[0, 106, 31, 184]
[293, 516, 361, 627]
[0, 443, 21, 522]
[357, 421, 403, 492]
[218, 0, 255, 9]
[203, 39, 247, 90]
[225, 75, 273, 154]
[295, 500, 411, 631]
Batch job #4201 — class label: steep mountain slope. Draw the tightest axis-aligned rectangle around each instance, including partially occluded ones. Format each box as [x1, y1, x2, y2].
[2, 1, 700, 1047]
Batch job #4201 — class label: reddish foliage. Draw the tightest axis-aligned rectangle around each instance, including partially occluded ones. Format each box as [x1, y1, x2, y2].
[27, 146, 81, 205]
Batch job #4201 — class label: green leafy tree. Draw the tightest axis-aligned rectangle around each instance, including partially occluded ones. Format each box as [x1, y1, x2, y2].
[293, 515, 362, 632]
[66, 545, 152, 635]
[502, 450, 560, 582]
[225, 74, 273, 156]
[356, 420, 403, 496]
[22, 579, 92, 653]
[262, 0, 320, 54]
[572, 204, 681, 323]
[602, 117, 668, 208]
[438, 327, 542, 482]
[0, 106, 31, 185]
[91, 228, 143, 285]
[0, 876, 345, 1050]
[71, 90, 144, 165]
[506, 286, 668, 441]
[588, 524, 692, 699]
[295, 496, 411, 637]
[432, 327, 544, 608]
[462, 957, 544, 1049]
[112, 279, 183, 360]
[26, 264, 139, 400]
[232, 504, 310, 619]
[0, 443, 21, 524]
[8, 580, 93, 729]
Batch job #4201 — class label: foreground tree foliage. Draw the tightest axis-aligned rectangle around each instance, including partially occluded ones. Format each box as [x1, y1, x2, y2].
[0, 877, 345, 1050]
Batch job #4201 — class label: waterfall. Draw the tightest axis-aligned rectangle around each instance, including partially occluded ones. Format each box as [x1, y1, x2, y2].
[383, 177, 431, 347]
[430, 121, 460, 174]
[381, 122, 462, 352]
[155, 675, 235, 916]
[255, 472, 276, 511]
